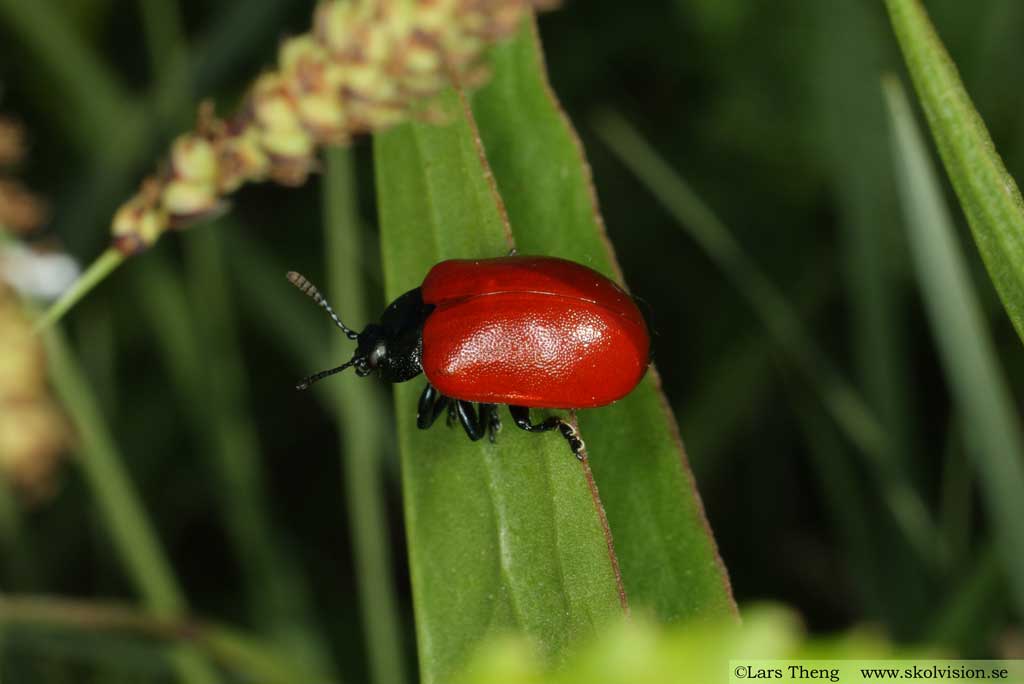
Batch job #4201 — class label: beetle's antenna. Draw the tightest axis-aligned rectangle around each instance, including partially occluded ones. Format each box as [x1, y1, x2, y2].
[287, 271, 360, 340]
[296, 358, 356, 390]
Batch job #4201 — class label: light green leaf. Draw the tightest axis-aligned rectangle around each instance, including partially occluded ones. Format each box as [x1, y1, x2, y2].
[886, 0, 1024, 347]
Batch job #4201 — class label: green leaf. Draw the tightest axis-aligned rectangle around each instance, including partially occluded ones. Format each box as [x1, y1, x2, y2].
[886, 0, 1024, 347]
[884, 76, 1024, 620]
[470, 19, 736, 623]
[375, 89, 624, 684]
[373, 19, 733, 683]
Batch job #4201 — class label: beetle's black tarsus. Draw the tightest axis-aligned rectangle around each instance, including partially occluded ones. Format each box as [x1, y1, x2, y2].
[452, 400, 483, 441]
[417, 383, 449, 429]
[416, 386, 501, 446]
[417, 384, 480, 439]
[509, 405, 585, 460]
[479, 403, 501, 443]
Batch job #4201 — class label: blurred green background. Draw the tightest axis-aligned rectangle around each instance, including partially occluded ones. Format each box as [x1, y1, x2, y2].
[1, 0, 1022, 680]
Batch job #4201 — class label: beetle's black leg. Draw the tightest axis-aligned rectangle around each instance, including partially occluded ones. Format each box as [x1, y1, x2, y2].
[417, 383, 449, 430]
[479, 403, 501, 443]
[508, 405, 586, 460]
[446, 400, 458, 428]
[454, 400, 484, 441]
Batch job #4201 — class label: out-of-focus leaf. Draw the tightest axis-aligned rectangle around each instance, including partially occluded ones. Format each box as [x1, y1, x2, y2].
[470, 17, 736, 625]
[456, 605, 900, 684]
[887, 0, 1024, 348]
[884, 76, 1024, 619]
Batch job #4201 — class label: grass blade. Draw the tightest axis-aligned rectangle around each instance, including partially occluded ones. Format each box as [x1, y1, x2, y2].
[470, 18, 736, 622]
[886, 0, 1024, 347]
[884, 75, 1024, 619]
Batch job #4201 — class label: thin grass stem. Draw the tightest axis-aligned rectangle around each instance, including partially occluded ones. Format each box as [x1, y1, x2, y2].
[35, 249, 124, 332]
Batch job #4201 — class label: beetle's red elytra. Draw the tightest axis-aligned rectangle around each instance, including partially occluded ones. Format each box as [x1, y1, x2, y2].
[288, 255, 651, 459]
[421, 257, 650, 408]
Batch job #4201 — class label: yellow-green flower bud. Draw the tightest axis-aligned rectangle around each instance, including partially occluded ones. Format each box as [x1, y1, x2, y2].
[170, 135, 218, 185]
[314, 1, 359, 54]
[253, 74, 305, 138]
[217, 126, 271, 193]
[112, 183, 169, 254]
[111, 0, 553, 253]
[163, 179, 218, 217]
[260, 126, 315, 163]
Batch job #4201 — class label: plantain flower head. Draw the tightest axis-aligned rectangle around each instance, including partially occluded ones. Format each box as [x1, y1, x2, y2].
[111, 0, 552, 255]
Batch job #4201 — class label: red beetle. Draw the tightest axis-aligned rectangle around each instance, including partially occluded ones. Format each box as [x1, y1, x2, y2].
[288, 256, 650, 458]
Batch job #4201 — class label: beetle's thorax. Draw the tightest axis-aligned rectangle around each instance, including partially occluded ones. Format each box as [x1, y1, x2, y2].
[354, 287, 433, 383]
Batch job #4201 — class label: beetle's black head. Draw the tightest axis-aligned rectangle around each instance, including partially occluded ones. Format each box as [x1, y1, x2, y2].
[289, 273, 434, 390]
[352, 287, 434, 382]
